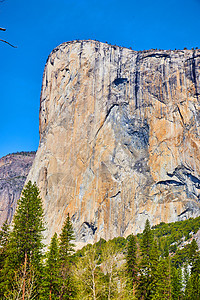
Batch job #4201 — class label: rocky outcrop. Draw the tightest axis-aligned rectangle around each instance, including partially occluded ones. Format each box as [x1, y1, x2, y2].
[0, 152, 35, 227]
[27, 40, 200, 245]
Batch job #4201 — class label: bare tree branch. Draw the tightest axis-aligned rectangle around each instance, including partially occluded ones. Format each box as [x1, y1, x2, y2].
[0, 39, 17, 48]
[0, 2, 17, 48]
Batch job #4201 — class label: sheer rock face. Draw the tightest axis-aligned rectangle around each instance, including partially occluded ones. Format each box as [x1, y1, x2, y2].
[27, 40, 200, 245]
[0, 152, 35, 227]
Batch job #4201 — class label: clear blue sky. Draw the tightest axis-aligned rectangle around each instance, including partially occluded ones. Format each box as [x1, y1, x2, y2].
[0, 0, 200, 158]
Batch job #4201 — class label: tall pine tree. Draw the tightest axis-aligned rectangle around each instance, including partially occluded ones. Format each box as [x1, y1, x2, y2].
[42, 233, 61, 300]
[171, 266, 183, 300]
[137, 219, 153, 299]
[1, 181, 45, 298]
[126, 234, 138, 297]
[59, 213, 76, 299]
[185, 240, 200, 299]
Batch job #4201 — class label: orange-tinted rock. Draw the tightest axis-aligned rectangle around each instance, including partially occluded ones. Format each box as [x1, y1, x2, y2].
[27, 41, 200, 245]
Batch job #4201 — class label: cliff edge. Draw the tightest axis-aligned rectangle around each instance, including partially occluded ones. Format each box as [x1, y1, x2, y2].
[27, 40, 200, 245]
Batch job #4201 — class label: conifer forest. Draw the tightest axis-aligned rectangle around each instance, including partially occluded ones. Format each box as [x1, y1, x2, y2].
[0, 181, 200, 299]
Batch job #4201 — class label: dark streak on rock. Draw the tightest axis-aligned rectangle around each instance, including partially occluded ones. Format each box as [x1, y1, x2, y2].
[178, 208, 190, 217]
[191, 51, 199, 100]
[185, 54, 200, 62]
[79, 41, 84, 68]
[83, 221, 97, 234]
[135, 53, 140, 109]
[140, 53, 170, 60]
[110, 191, 121, 198]
[94, 103, 128, 139]
[157, 180, 184, 186]
[167, 165, 200, 197]
[113, 78, 128, 86]
[176, 105, 185, 125]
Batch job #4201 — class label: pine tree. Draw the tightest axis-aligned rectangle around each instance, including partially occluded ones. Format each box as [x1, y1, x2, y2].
[147, 239, 170, 299]
[137, 219, 153, 299]
[151, 258, 171, 300]
[42, 233, 61, 300]
[59, 213, 76, 299]
[0, 221, 10, 298]
[137, 223, 172, 299]
[189, 239, 198, 262]
[171, 266, 183, 299]
[141, 219, 153, 254]
[148, 239, 159, 297]
[0, 220, 9, 270]
[185, 251, 200, 299]
[184, 239, 200, 299]
[1, 181, 45, 298]
[126, 234, 138, 297]
[60, 213, 75, 261]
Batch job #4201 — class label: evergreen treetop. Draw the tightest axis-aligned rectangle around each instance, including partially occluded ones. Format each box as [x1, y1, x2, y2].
[141, 219, 153, 258]
[41, 232, 61, 299]
[11, 180, 45, 267]
[1, 181, 45, 298]
[59, 213, 75, 261]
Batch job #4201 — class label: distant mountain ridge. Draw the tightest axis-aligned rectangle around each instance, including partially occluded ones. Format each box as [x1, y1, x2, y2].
[0, 151, 35, 227]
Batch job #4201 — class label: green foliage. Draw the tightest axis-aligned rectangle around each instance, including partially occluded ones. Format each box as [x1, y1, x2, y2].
[171, 239, 199, 268]
[126, 234, 138, 294]
[171, 266, 183, 299]
[185, 251, 200, 299]
[60, 213, 75, 261]
[41, 233, 61, 299]
[141, 219, 153, 255]
[0, 187, 200, 299]
[10, 181, 45, 267]
[59, 213, 76, 299]
[101, 241, 120, 299]
[152, 217, 200, 250]
[5, 263, 36, 299]
[0, 220, 10, 269]
[0, 181, 45, 298]
[0, 221, 10, 298]
[171, 244, 191, 268]
[150, 258, 171, 300]
[0, 220, 10, 248]
[189, 239, 198, 260]
[75, 245, 106, 300]
[137, 219, 154, 299]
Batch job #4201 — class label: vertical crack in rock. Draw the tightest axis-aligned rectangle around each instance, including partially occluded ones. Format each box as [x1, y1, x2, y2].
[176, 105, 185, 125]
[134, 53, 140, 109]
[94, 102, 128, 139]
[192, 51, 199, 100]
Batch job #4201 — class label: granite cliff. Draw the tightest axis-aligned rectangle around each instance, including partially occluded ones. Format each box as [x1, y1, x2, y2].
[0, 152, 35, 227]
[27, 40, 200, 245]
